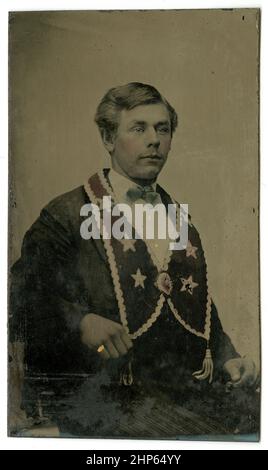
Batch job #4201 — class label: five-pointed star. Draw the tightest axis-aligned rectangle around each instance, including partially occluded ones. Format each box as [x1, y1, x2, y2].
[180, 275, 199, 295]
[120, 239, 136, 253]
[131, 268, 147, 289]
[186, 240, 198, 259]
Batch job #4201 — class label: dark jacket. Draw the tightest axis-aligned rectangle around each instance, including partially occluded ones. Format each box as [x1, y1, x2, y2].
[9, 182, 242, 435]
[10, 181, 239, 373]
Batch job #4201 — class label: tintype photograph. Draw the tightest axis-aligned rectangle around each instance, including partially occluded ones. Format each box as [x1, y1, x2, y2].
[8, 9, 260, 440]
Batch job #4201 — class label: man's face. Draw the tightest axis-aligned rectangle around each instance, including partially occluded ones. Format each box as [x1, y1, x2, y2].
[108, 103, 172, 183]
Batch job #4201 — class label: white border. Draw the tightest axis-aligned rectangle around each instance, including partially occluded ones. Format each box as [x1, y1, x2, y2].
[0, 0, 266, 451]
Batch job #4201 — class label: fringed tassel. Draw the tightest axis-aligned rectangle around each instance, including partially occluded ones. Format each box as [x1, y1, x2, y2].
[119, 359, 134, 386]
[192, 348, 214, 384]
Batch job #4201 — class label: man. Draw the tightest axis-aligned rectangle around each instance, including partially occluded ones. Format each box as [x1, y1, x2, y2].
[9, 82, 259, 438]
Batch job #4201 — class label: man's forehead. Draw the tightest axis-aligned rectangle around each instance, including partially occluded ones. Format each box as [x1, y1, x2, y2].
[119, 103, 170, 125]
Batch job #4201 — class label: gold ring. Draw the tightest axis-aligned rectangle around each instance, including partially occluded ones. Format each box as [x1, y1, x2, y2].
[97, 345, 105, 353]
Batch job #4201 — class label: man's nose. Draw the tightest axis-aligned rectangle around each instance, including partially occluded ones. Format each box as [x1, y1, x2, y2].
[146, 127, 160, 147]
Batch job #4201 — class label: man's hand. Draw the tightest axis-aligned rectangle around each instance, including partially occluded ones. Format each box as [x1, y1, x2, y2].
[80, 313, 133, 360]
[223, 357, 259, 389]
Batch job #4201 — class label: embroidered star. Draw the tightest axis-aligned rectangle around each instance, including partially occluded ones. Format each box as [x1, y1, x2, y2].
[131, 269, 147, 289]
[186, 240, 198, 259]
[120, 239, 136, 253]
[180, 275, 199, 295]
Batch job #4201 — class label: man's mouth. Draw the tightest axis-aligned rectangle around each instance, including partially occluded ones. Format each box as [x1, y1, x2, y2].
[140, 154, 162, 160]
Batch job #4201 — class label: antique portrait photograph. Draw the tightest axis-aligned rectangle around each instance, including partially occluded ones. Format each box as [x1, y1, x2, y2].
[8, 8, 260, 441]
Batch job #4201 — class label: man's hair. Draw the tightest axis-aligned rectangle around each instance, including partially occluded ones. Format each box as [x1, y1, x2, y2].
[94, 82, 178, 141]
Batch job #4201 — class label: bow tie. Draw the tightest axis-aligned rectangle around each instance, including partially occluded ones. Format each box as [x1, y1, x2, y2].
[126, 185, 162, 205]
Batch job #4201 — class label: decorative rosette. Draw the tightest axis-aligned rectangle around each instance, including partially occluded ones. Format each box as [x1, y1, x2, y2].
[155, 271, 173, 296]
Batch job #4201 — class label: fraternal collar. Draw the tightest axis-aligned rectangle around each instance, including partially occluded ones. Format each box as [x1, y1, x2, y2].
[84, 169, 214, 384]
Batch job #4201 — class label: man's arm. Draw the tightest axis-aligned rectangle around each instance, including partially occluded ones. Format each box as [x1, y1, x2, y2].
[209, 301, 258, 386]
[209, 301, 240, 375]
[9, 194, 134, 430]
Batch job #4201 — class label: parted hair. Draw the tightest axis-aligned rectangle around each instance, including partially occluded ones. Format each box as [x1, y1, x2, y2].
[95, 82, 178, 141]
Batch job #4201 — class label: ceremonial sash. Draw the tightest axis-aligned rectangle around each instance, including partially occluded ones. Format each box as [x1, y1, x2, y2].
[84, 170, 213, 384]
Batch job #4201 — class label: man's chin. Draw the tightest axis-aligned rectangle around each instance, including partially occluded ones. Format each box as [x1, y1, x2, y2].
[134, 169, 161, 181]
[134, 164, 164, 181]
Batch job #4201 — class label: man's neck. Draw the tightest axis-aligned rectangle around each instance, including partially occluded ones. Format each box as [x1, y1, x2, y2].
[111, 165, 157, 187]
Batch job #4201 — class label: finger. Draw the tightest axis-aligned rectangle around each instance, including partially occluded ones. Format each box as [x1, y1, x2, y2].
[224, 362, 241, 383]
[229, 367, 241, 382]
[104, 338, 120, 359]
[232, 362, 256, 387]
[112, 322, 126, 334]
[98, 347, 110, 361]
[120, 331, 133, 351]
[112, 334, 128, 356]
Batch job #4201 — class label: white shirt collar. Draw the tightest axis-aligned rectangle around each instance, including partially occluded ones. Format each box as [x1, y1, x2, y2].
[108, 168, 157, 203]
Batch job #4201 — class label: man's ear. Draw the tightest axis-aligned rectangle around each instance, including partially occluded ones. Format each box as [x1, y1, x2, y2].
[102, 130, 115, 154]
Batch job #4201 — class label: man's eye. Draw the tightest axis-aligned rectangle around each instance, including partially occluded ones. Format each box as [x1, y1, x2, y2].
[133, 127, 144, 133]
[158, 127, 170, 134]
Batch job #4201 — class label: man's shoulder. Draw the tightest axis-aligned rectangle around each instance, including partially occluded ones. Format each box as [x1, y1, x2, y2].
[41, 185, 89, 229]
[157, 183, 194, 226]
[44, 185, 88, 213]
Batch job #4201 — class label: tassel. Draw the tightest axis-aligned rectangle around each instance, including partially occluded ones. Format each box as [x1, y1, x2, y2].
[119, 359, 134, 386]
[192, 348, 214, 384]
